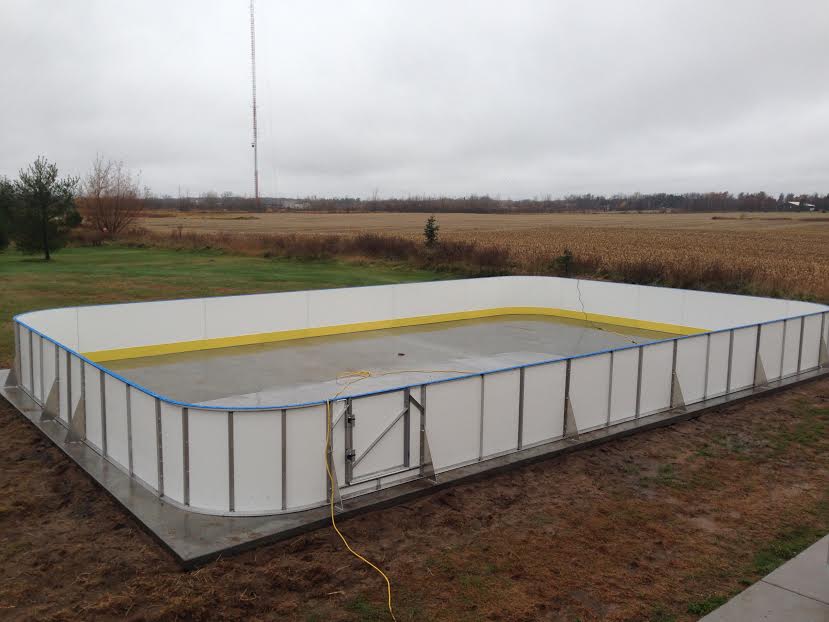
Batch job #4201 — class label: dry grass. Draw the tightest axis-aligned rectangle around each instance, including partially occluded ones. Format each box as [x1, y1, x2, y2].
[123, 211, 829, 301]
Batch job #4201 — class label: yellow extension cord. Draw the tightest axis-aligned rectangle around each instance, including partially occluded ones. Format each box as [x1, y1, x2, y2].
[323, 368, 474, 622]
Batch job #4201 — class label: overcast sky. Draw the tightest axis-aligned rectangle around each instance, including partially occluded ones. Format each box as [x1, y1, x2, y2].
[1, 1, 828, 199]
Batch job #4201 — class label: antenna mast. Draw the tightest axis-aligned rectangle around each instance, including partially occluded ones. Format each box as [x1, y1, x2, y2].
[249, 0, 260, 208]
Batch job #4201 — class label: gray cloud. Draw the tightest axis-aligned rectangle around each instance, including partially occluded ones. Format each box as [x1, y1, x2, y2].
[1, 0, 828, 198]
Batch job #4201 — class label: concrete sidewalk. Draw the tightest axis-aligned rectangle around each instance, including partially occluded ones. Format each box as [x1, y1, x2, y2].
[701, 535, 829, 621]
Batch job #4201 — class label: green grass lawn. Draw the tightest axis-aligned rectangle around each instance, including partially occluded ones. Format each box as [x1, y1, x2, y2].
[0, 246, 448, 368]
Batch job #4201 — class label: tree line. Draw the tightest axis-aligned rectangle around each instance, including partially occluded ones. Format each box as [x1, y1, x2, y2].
[0, 156, 147, 260]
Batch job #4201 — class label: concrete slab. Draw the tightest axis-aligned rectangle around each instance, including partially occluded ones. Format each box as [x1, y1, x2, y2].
[2, 366, 827, 569]
[701, 535, 829, 621]
[764, 535, 829, 606]
[701, 581, 829, 622]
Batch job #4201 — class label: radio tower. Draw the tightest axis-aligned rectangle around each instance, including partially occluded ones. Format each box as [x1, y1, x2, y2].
[249, 0, 260, 208]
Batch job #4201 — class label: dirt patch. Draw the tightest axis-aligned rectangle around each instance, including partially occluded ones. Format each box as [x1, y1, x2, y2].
[0, 379, 827, 621]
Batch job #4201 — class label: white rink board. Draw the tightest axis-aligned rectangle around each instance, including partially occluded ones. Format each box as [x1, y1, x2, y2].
[521, 362, 565, 446]
[609, 348, 639, 423]
[481, 370, 520, 457]
[233, 410, 282, 512]
[10, 277, 827, 517]
[570, 353, 611, 432]
[426, 377, 482, 471]
[675, 335, 708, 406]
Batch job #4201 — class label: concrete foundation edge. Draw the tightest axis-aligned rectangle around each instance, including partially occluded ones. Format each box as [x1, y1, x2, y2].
[1, 367, 827, 569]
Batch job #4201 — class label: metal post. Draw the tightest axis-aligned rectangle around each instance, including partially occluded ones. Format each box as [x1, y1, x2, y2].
[634, 347, 643, 418]
[39, 336, 44, 403]
[28, 330, 34, 395]
[403, 390, 411, 467]
[796, 316, 805, 373]
[281, 409, 287, 511]
[66, 351, 72, 425]
[100, 369, 108, 456]
[126, 386, 134, 475]
[669, 340, 678, 407]
[155, 398, 164, 497]
[478, 375, 485, 460]
[517, 368, 525, 449]
[753, 324, 763, 387]
[703, 333, 711, 400]
[820, 313, 827, 368]
[344, 399, 354, 485]
[562, 359, 572, 436]
[227, 411, 234, 511]
[725, 329, 734, 393]
[605, 352, 614, 427]
[182, 407, 190, 506]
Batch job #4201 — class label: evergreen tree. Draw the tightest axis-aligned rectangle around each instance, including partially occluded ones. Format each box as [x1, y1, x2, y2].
[10, 157, 80, 260]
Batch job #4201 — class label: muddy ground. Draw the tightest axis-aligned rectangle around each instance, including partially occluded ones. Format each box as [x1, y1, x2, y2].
[1, 378, 827, 622]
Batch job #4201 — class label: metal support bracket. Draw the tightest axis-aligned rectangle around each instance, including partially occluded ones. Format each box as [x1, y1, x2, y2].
[670, 372, 686, 411]
[563, 396, 579, 438]
[820, 334, 828, 368]
[409, 391, 436, 483]
[3, 366, 17, 388]
[40, 379, 60, 422]
[754, 356, 768, 387]
[66, 397, 87, 443]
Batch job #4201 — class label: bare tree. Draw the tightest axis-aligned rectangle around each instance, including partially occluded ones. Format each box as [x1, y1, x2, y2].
[78, 156, 147, 235]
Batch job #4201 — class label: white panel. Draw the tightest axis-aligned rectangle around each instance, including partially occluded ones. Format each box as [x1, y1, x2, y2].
[706, 332, 730, 397]
[84, 363, 103, 451]
[17, 308, 79, 349]
[41, 340, 57, 407]
[392, 280, 480, 319]
[639, 341, 673, 415]
[569, 353, 612, 432]
[160, 403, 184, 504]
[637, 286, 684, 327]
[19, 326, 32, 392]
[58, 348, 69, 422]
[104, 375, 130, 468]
[758, 322, 784, 381]
[188, 408, 230, 512]
[729, 327, 757, 391]
[204, 291, 308, 339]
[352, 391, 407, 479]
[578, 280, 638, 321]
[675, 335, 708, 406]
[285, 405, 327, 509]
[425, 377, 482, 471]
[130, 389, 159, 489]
[330, 401, 348, 488]
[609, 348, 639, 423]
[781, 319, 801, 377]
[800, 315, 822, 371]
[308, 285, 395, 328]
[521, 362, 566, 446]
[233, 410, 282, 512]
[76, 298, 206, 352]
[31, 333, 42, 401]
[481, 370, 520, 457]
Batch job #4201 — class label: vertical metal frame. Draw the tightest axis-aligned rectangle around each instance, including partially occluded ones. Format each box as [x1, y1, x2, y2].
[796, 316, 805, 373]
[403, 390, 412, 467]
[478, 374, 485, 460]
[38, 336, 44, 402]
[343, 399, 355, 485]
[155, 398, 164, 497]
[99, 369, 108, 456]
[669, 339, 678, 406]
[517, 368, 525, 448]
[725, 329, 735, 392]
[126, 386, 134, 475]
[634, 346, 643, 418]
[563, 359, 572, 435]
[281, 409, 287, 511]
[227, 411, 234, 512]
[605, 351, 614, 427]
[27, 330, 34, 396]
[753, 323, 763, 387]
[65, 350, 72, 425]
[182, 407, 190, 506]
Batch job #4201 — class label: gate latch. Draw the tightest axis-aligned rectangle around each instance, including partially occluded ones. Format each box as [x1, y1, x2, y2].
[345, 449, 356, 461]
